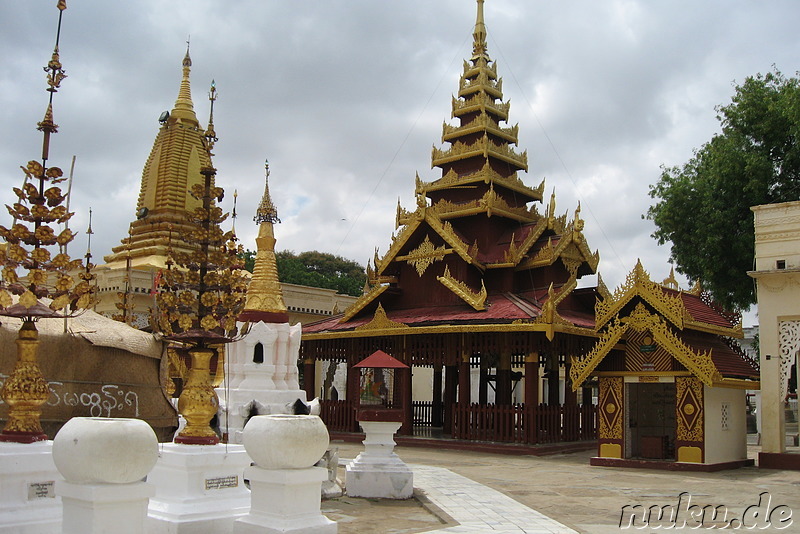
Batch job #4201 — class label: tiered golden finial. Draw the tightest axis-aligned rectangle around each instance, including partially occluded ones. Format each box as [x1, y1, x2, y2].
[239, 160, 289, 323]
[0, 1, 96, 443]
[172, 44, 196, 121]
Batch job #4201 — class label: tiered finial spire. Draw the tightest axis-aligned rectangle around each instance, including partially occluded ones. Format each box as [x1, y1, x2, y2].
[172, 45, 197, 121]
[239, 159, 288, 323]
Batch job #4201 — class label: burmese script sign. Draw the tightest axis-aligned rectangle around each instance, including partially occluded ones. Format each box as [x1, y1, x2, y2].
[28, 481, 55, 500]
[205, 475, 239, 490]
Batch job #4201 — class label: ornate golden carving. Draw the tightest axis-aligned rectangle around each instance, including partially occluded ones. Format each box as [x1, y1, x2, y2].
[429, 183, 538, 223]
[570, 317, 628, 389]
[0, 322, 48, 441]
[595, 260, 685, 330]
[533, 281, 576, 341]
[378, 217, 422, 275]
[599, 377, 623, 440]
[451, 93, 509, 120]
[442, 113, 518, 144]
[676, 376, 704, 443]
[355, 303, 409, 331]
[624, 303, 721, 386]
[175, 347, 220, 444]
[340, 283, 389, 323]
[432, 134, 528, 170]
[396, 234, 449, 276]
[597, 273, 612, 301]
[437, 265, 487, 310]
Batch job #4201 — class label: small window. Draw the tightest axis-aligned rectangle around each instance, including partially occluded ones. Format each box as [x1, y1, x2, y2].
[253, 342, 264, 364]
[777, 260, 786, 270]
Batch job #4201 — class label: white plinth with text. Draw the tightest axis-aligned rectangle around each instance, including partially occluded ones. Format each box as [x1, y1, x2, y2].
[147, 443, 252, 534]
[345, 421, 413, 499]
[0, 441, 61, 534]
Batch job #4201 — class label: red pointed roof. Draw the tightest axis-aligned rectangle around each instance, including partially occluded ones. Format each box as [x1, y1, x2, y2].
[354, 350, 409, 368]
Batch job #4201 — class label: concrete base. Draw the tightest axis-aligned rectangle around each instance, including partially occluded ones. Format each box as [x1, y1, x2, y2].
[0, 441, 62, 534]
[345, 421, 412, 499]
[58, 480, 155, 534]
[590, 456, 755, 472]
[234, 466, 336, 534]
[147, 443, 252, 534]
[759, 451, 800, 470]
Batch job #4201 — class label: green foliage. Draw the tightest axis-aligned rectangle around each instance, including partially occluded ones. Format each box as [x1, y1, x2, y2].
[238, 249, 366, 297]
[647, 69, 800, 310]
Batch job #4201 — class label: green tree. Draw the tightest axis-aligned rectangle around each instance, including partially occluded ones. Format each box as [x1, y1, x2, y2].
[239, 249, 366, 297]
[647, 69, 800, 310]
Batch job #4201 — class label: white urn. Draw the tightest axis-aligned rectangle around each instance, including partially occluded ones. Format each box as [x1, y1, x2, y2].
[53, 417, 158, 484]
[242, 414, 329, 469]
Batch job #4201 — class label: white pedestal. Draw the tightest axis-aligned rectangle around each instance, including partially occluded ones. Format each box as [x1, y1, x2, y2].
[234, 466, 336, 534]
[57, 481, 155, 534]
[0, 441, 62, 534]
[147, 443, 252, 534]
[345, 421, 413, 499]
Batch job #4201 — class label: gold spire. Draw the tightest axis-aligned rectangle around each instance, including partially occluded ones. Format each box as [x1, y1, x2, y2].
[171, 46, 197, 122]
[472, 0, 488, 59]
[239, 160, 288, 323]
[103, 50, 212, 264]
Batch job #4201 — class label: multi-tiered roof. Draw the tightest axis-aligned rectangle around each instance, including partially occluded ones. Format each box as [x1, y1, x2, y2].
[305, 0, 599, 339]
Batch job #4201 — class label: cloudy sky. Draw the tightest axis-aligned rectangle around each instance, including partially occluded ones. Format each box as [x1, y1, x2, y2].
[3, 1, 799, 326]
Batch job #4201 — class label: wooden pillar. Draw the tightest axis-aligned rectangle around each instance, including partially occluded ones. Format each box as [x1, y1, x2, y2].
[303, 358, 316, 401]
[524, 353, 539, 406]
[582, 386, 593, 407]
[496, 352, 512, 405]
[479, 357, 489, 405]
[547, 354, 560, 406]
[400, 367, 413, 435]
[443, 364, 458, 433]
[432, 365, 443, 427]
[564, 357, 577, 406]
[458, 352, 471, 404]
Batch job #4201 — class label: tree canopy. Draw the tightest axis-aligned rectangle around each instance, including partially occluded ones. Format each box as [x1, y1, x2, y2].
[239, 249, 366, 297]
[647, 69, 800, 310]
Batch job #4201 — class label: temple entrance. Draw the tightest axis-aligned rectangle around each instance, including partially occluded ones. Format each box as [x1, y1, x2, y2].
[626, 382, 676, 460]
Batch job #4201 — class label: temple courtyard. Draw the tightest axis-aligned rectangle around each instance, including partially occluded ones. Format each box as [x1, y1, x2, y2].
[325, 439, 800, 533]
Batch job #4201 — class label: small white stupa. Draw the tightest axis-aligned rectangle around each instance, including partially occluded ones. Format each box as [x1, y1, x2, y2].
[217, 161, 310, 443]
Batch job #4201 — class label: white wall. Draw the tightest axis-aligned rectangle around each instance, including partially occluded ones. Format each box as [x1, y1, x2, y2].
[703, 386, 747, 464]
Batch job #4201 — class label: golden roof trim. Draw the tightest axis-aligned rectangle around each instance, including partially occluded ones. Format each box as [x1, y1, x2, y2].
[595, 260, 685, 330]
[452, 93, 509, 120]
[432, 135, 528, 170]
[304, 319, 596, 341]
[437, 265, 487, 311]
[354, 303, 409, 332]
[339, 283, 389, 323]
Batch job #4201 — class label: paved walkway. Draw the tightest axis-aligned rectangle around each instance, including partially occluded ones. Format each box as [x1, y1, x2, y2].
[336, 442, 800, 533]
[413, 464, 577, 533]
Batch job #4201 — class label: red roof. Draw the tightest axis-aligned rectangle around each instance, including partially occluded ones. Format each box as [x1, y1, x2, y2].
[678, 330, 759, 380]
[661, 287, 739, 330]
[353, 350, 409, 368]
[303, 291, 595, 334]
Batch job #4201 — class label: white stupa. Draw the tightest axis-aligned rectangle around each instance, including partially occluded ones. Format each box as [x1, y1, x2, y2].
[217, 162, 309, 443]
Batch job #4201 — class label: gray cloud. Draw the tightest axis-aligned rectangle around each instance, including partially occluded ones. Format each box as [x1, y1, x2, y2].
[3, 0, 797, 326]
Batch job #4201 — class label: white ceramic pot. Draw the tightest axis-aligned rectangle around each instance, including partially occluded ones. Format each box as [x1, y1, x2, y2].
[242, 414, 329, 469]
[53, 417, 158, 484]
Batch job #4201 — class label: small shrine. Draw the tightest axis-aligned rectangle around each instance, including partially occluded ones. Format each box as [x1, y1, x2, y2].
[569, 261, 760, 470]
